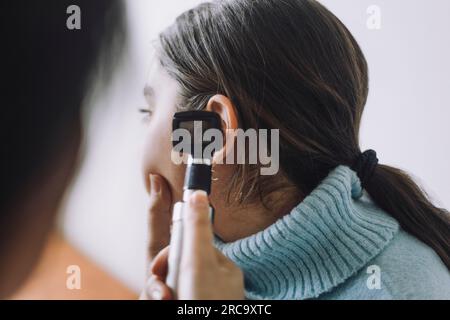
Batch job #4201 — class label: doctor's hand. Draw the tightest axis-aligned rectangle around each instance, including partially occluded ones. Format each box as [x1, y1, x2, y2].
[141, 190, 245, 300]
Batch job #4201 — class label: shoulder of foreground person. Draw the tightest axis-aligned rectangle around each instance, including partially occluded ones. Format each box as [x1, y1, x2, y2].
[319, 229, 450, 300]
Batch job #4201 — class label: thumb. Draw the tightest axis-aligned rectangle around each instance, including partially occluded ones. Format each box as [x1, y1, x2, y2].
[182, 190, 215, 267]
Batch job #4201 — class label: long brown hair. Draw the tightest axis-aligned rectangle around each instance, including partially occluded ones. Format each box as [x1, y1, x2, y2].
[157, 0, 450, 268]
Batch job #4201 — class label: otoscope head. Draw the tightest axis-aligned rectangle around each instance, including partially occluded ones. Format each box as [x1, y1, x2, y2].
[172, 111, 222, 194]
[172, 111, 222, 160]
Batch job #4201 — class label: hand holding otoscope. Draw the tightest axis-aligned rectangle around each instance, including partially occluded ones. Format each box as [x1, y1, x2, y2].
[141, 111, 244, 300]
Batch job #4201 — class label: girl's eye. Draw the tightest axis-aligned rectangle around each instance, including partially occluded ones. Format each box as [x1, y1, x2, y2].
[139, 107, 154, 120]
[139, 107, 153, 115]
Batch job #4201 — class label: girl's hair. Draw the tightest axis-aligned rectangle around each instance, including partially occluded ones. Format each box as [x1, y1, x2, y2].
[158, 0, 450, 268]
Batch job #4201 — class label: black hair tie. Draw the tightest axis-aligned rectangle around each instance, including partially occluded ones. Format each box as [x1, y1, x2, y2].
[351, 149, 378, 188]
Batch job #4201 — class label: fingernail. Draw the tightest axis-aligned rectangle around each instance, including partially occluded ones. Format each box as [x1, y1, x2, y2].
[189, 190, 208, 207]
[150, 174, 161, 194]
[150, 287, 162, 300]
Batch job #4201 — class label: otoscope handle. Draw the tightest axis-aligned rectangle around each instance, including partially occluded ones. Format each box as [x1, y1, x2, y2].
[166, 202, 184, 295]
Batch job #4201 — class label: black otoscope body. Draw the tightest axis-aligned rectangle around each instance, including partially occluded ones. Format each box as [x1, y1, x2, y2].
[166, 111, 222, 296]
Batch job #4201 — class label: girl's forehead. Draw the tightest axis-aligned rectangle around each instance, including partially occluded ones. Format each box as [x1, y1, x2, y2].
[145, 55, 162, 88]
[144, 58, 182, 112]
[145, 56, 177, 93]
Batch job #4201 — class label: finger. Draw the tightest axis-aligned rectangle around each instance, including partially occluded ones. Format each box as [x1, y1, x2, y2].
[145, 276, 173, 300]
[150, 246, 170, 280]
[147, 174, 172, 262]
[181, 190, 215, 267]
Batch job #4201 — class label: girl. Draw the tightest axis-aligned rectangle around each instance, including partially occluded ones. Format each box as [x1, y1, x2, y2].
[141, 0, 450, 300]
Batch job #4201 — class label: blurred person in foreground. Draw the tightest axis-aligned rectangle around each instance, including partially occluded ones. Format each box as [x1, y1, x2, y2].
[0, 0, 126, 298]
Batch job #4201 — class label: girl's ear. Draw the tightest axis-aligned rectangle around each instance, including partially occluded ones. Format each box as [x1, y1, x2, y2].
[205, 94, 239, 164]
[206, 94, 238, 130]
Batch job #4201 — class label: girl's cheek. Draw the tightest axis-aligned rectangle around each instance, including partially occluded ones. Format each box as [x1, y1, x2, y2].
[142, 125, 186, 202]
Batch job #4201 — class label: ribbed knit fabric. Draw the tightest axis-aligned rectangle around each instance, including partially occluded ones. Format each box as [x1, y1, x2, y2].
[213, 165, 401, 299]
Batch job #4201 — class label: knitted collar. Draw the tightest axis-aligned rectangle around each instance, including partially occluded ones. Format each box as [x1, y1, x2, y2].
[213, 165, 399, 299]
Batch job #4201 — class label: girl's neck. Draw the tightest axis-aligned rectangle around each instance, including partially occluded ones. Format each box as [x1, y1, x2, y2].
[212, 183, 302, 243]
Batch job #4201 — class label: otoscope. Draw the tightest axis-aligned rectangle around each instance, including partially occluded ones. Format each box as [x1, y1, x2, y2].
[166, 111, 222, 296]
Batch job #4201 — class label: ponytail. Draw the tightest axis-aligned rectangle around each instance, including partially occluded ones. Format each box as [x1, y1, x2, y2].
[365, 164, 450, 269]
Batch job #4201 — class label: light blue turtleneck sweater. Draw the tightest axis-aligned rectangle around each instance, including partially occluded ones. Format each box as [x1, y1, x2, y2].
[214, 165, 450, 300]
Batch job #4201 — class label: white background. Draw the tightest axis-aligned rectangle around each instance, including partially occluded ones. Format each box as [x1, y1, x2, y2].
[60, 0, 450, 292]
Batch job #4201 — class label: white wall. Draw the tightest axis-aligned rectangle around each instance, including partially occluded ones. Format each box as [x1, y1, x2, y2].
[60, 0, 450, 292]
